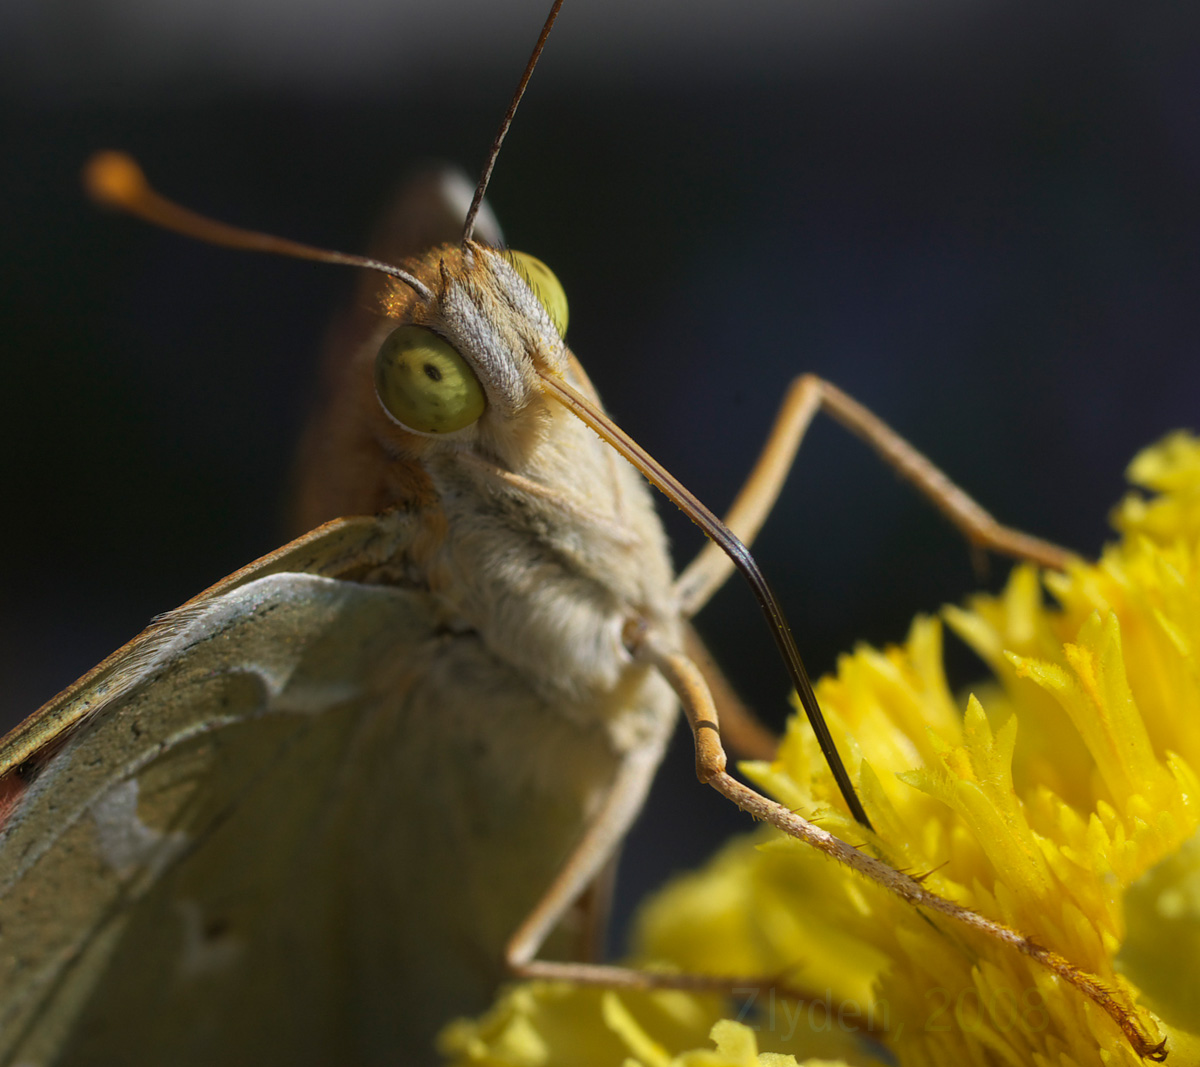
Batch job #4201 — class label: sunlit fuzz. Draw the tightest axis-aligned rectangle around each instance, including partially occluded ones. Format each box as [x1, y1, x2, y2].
[442, 433, 1200, 1067]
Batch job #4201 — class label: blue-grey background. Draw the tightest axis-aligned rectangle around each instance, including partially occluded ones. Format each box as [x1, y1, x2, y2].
[2, 0, 1199, 948]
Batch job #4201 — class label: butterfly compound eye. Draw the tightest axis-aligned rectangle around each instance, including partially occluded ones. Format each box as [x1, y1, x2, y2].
[503, 250, 569, 338]
[374, 325, 486, 434]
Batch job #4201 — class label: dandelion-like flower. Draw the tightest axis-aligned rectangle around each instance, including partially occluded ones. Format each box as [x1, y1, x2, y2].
[444, 434, 1200, 1067]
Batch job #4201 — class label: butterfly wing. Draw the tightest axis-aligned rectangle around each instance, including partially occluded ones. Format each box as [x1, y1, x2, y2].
[0, 515, 448, 1063]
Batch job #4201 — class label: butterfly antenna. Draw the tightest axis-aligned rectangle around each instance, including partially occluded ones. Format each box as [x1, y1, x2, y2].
[83, 151, 434, 301]
[462, 0, 565, 243]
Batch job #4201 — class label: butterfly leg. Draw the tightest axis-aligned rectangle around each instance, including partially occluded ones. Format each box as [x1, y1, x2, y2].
[567, 854, 618, 964]
[674, 374, 1074, 618]
[634, 631, 1166, 1061]
[682, 623, 777, 760]
[502, 723, 786, 997]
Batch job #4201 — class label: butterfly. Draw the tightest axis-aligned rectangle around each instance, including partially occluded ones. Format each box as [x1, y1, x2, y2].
[0, 2, 1187, 1065]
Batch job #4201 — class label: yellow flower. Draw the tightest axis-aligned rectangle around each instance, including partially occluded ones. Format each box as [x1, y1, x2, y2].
[443, 433, 1200, 1067]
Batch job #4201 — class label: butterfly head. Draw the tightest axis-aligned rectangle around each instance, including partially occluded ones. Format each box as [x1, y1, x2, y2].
[371, 243, 574, 456]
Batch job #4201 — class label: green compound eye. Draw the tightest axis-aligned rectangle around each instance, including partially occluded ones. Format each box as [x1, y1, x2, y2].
[374, 325, 486, 434]
[503, 250, 569, 338]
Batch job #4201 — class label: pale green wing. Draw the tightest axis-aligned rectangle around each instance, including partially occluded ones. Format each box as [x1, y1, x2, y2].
[0, 512, 444, 1065]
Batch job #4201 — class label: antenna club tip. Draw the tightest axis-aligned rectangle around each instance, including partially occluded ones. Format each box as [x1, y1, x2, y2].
[83, 151, 147, 208]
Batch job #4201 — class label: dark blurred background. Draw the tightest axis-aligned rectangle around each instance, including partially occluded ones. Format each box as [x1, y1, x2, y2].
[2, 0, 1199, 945]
